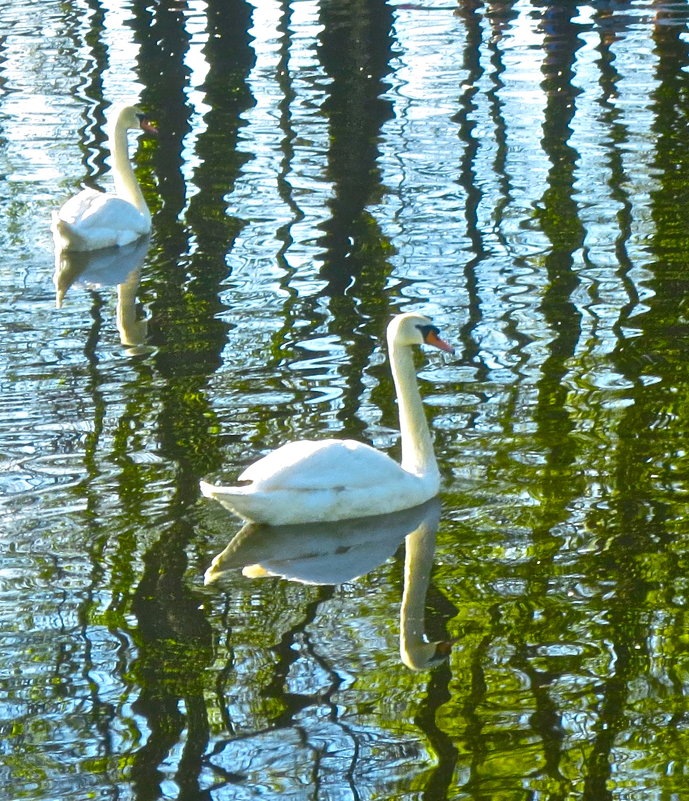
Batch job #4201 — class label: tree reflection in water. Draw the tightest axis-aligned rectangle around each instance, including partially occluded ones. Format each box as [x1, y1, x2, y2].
[2, 0, 689, 799]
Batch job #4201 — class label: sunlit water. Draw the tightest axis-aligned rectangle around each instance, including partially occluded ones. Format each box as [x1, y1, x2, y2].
[2, 0, 689, 799]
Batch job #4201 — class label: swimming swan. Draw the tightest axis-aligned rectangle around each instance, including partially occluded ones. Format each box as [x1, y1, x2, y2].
[52, 104, 155, 252]
[200, 312, 454, 525]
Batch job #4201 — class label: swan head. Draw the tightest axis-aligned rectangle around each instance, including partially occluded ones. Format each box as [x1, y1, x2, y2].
[387, 312, 454, 354]
[110, 103, 158, 135]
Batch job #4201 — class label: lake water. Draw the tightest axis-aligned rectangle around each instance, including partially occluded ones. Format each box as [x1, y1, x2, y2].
[2, 0, 689, 798]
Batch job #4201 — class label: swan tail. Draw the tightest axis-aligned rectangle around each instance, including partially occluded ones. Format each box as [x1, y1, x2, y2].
[199, 480, 256, 519]
[200, 480, 305, 525]
[52, 216, 86, 251]
[199, 480, 242, 500]
[53, 218, 74, 238]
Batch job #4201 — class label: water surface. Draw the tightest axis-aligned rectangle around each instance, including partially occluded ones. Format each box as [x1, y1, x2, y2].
[2, 0, 689, 799]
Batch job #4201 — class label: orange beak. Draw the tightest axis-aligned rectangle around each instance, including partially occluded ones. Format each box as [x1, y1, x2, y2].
[137, 114, 158, 135]
[425, 330, 455, 354]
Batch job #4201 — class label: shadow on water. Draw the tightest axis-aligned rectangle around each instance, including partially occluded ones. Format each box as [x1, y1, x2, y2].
[582, 10, 689, 801]
[316, 0, 395, 302]
[316, 0, 401, 444]
[453, 0, 493, 377]
[519, 6, 585, 797]
[83, 2, 255, 798]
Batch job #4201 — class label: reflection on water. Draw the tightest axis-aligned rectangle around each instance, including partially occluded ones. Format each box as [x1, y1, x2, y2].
[397, 501, 453, 671]
[54, 235, 151, 352]
[206, 498, 452, 670]
[3, 0, 689, 799]
[205, 499, 436, 585]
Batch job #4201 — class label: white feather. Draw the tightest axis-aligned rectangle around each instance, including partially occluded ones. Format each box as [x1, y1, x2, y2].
[200, 312, 454, 525]
[52, 104, 152, 252]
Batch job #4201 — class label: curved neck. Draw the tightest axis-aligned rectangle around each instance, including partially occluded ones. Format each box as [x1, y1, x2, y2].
[388, 337, 437, 477]
[109, 120, 149, 217]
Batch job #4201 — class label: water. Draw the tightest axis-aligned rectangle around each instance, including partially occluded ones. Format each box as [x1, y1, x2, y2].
[2, 0, 689, 798]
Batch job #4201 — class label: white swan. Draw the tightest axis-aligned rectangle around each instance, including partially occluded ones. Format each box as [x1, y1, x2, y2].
[52, 104, 155, 252]
[200, 312, 454, 525]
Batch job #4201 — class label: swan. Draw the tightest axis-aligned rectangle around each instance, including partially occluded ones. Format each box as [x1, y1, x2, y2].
[200, 312, 454, 525]
[52, 103, 155, 252]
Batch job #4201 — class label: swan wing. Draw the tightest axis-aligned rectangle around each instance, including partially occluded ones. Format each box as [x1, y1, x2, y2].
[53, 189, 150, 250]
[56, 188, 108, 222]
[239, 439, 405, 492]
[200, 439, 439, 524]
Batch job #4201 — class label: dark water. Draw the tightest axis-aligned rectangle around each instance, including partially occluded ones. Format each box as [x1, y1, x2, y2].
[2, 0, 689, 798]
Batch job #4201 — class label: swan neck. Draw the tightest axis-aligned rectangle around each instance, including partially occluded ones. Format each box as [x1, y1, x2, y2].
[110, 118, 148, 217]
[388, 338, 437, 477]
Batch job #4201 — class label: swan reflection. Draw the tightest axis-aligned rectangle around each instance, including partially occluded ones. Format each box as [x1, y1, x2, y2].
[54, 235, 150, 353]
[205, 497, 452, 670]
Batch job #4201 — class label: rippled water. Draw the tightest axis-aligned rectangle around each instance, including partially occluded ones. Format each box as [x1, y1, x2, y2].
[3, 0, 689, 798]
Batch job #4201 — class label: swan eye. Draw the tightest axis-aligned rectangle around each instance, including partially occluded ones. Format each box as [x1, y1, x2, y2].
[136, 114, 159, 135]
[417, 324, 439, 342]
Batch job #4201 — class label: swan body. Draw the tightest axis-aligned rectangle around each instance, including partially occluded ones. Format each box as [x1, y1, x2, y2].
[200, 312, 454, 525]
[52, 104, 154, 252]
